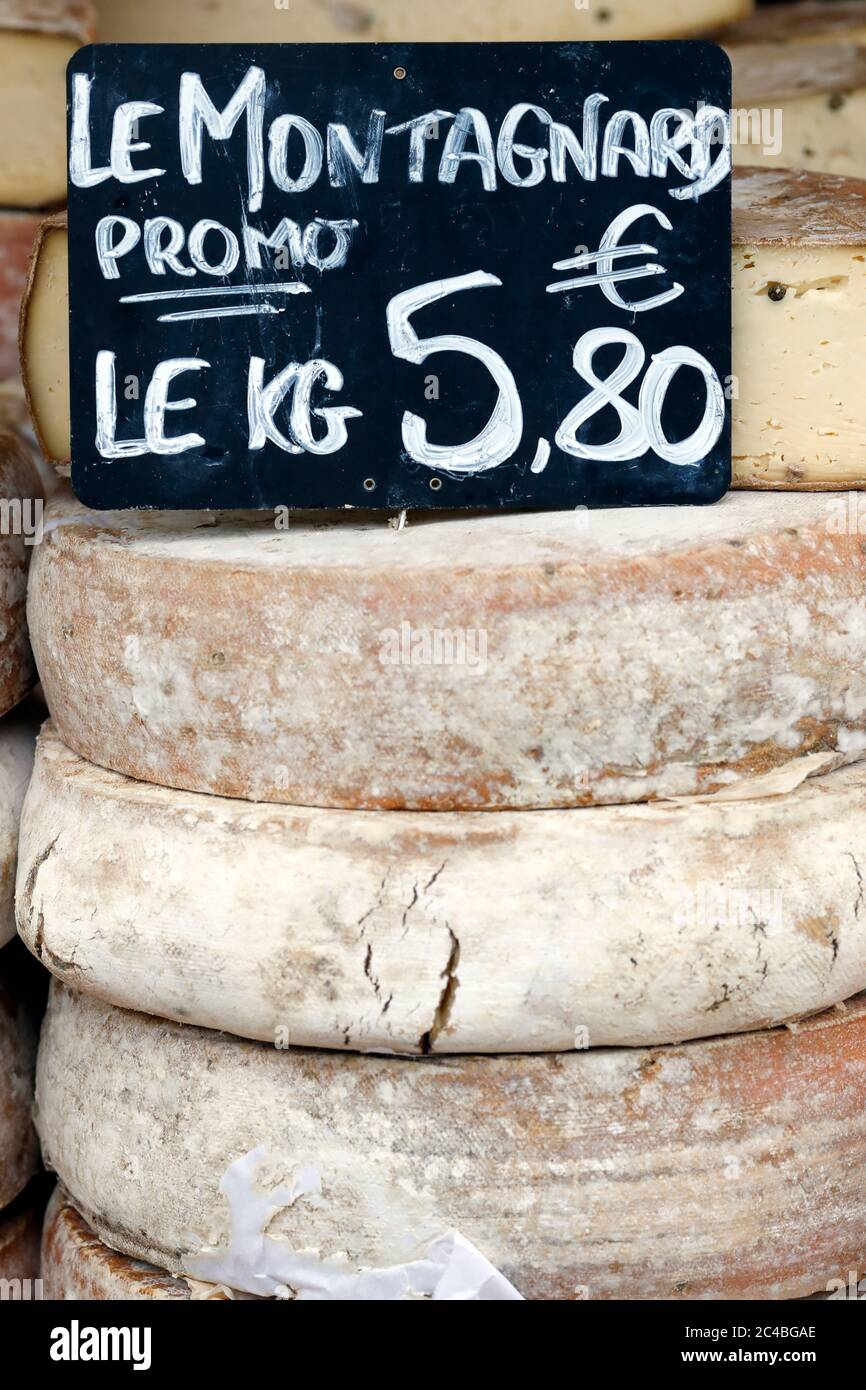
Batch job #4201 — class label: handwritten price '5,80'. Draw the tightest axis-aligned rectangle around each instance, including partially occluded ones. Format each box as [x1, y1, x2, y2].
[95, 203, 725, 472]
[387, 201, 725, 477]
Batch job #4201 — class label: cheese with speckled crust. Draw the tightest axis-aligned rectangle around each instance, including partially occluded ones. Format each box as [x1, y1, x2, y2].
[0, 212, 38, 382]
[0, 704, 39, 948]
[36, 984, 866, 1300]
[0, 3, 96, 207]
[21, 168, 866, 489]
[27, 489, 866, 811]
[93, 0, 751, 43]
[16, 725, 866, 1051]
[730, 42, 866, 180]
[0, 427, 41, 720]
[0, 948, 40, 1212]
[42, 1189, 245, 1300]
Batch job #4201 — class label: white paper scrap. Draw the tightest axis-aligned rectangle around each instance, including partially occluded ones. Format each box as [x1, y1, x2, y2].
[183, 1147, 523, 1301]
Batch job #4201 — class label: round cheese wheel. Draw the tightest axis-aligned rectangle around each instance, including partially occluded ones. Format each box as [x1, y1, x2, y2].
[36, 984, 866, 1301]
[28, 489, 866, 812]
[0, 703, 40, 948]
[41, 1188, 238, 1300]
[17, 723, 866, 1051]
[0, 427, 40, 718]
[0, 946, 41, 1211]
[0, 1197, 41, 1289]
[722, 1, 866, 47]
[93, 0, 750, 44]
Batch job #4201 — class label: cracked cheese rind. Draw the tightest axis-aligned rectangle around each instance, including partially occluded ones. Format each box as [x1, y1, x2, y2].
[0, 947, 40, 1211]
[93, 0, 751, 43]
[730, 41, 866, 179]
[36, 982, 866, 1300]
[0, 4, 96, 207]
[16, 724, 866, 1050]
[732, 166, 866, 487]
[26, 490, 866, 811]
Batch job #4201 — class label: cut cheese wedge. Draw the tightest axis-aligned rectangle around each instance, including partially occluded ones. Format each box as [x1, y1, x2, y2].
[732, 165, 866, 488]
[17, 724, 866, 1052]
[0, 211, 39, 382]
[730, 42, 866, 179]
[19, 212, 67, 465]
[0, 944, 41, 1212]
[36, 983, 866, 1300]
[93, 0, 752, 43]
[0, 703, 39, 948]
[27, 488, 866, 811]
[42, 1188, 246, 1300]
[721, 1, 866, 46]
[21, 165, 866, 489]
[0, 1193, 41, 1287]
[0, 426, 42, 719]
[0, 3, 96, 207]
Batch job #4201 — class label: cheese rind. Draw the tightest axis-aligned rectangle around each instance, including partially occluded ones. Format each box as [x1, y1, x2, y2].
[0, 947, 40, 1212]
[41, 1189, 207, 1300]
[94, 0, 751, 43]
[730, 42, 866, 180]
[0, 704, 39, 948]
[0, 1198, 41, 1287]
[27, 489, 866, 811]
[17, 725, 866, 1051]
[0, 212, 39, 382]
[0, 429, 41, 720]
[36, 983, 866, 1300]
[721, 1, 866, 47]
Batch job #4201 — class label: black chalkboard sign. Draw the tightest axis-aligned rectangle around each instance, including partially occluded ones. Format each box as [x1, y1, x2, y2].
[67, 42, 732, 510]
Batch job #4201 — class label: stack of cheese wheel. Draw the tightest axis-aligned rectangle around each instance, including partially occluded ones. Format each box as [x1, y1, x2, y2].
[0, 414, 45, 1292]
[13, 0, 866, 1302]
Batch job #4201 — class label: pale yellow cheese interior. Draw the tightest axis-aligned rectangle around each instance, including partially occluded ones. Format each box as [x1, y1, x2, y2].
[733, 91, 866, 180]
[0, 32, 79, 207]
[22, 224, 69, 463]
[95, 0, 751, 42]
[733, 243, 866, 487]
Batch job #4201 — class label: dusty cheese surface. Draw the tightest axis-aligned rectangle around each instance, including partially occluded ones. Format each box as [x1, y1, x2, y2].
[93, 0, 751, 42]
[28, 488, 866, 811]
[41, 1189, 200, 1300]
[17, 725, 866, 1051]
[36, 984, 866, 1300]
